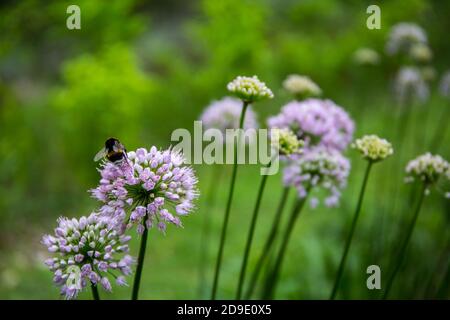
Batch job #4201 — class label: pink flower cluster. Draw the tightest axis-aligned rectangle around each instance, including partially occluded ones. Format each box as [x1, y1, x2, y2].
[90, 147, 199, 234]
[267, 99, 354, 152]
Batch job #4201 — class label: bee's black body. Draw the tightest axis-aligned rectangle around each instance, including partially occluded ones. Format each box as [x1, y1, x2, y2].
[104, 138, 127, 163]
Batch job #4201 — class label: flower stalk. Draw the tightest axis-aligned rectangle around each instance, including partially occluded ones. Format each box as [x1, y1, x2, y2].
[236, 161, 271, 300]
[132, 217, 149, 300]
[330, 160, 373, 299]
[91, 283, 100, 300]
[244, 187, 290, 299]
[211, 101, 249, 300]
[261, 194, 309, 299]
[382, 182, 427, 299]
[197, 165, 223, 298]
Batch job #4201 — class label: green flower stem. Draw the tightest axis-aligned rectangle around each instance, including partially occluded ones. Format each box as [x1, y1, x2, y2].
[382, 182, 427, 299]
[197, 165, 223, 298]
[211, 101, 249, 300]
[430, 100, 450, 152]
[132, 217, 149, 300]
[235, 161, 271, 300]
[244, 187, 290, 299]
[91, 282, 100, 300]
[262, 194, 309, 299]
[330, 161, 373, 300]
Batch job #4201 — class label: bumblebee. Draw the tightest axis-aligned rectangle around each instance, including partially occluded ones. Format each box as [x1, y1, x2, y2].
[94, 138, 128, 164]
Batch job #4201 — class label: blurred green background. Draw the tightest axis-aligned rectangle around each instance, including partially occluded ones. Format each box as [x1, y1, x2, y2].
[0, 0, 449, 299]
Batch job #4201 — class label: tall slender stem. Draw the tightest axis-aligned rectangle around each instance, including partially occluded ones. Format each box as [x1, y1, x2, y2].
[330, 161, 373, 300]
[245, 187, 290, 299]
[382, 182, 427, 299]
[211, 101, 249, 300]
[91, 282, 100, 300]
[132, 218, 149, 300]
[430, 101, 450, 152]
[197, 165, 223, 298]
[261, 196, 308, 299]
[235, 162, 270, 299]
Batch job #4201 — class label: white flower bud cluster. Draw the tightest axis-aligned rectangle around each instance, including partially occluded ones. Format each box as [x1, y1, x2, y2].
[282, 74, 321, 98]
[227, 75, 274, 102]
[352, 135, 393, 162]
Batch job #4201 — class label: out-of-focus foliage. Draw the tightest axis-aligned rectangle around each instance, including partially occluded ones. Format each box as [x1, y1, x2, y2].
[51, 45, 155, 182]
[0, 0, 449, 299]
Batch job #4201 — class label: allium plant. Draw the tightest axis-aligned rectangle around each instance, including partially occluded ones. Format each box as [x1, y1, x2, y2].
[235, 128, 303, 300]
[439, 70, 450, 98]
[200, 97, 258, 134]
[330, 135, 393, 299]
[42, 214, 133, 300]
[226, 75, 274, 103]
[212, 75, 273, 300]
[197, 96, 258, 296]
[421, 66, 436, 82]
[394, 66, 429, 106]
[353, 47, 380, 66]
[260, 146, 350, 299]
[409, 43, 433, 63]
[404, 153, 450, 196]
[386, 22, 427, 56]
[91, 146, 198, 300]
[91, 147, 199, 234]
[282, 74, 321, 100]
[383, 153, 449, 299]
[283, 147, 350, 208]
[267, 99, 354, 152]
[352, 135, 394, 162]
[270, 128, 303, 157]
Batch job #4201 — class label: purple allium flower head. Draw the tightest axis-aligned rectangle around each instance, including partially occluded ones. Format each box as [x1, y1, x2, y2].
[267, 99, 354, 152]
[394, 66, 429, 105]
[283, 147, 350, 208]
[90, 147, 199, 234]
[386, 22, 427, 56]
[439, 70, 450, 99]
[41, 214, 134, 300]
[199, 97, 258, 135]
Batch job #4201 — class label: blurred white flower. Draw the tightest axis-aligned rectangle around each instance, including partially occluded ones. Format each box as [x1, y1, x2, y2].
[394, 66, 429, 105]
[409, 43, 433, 63]
[405, 153, 450, 195]
[353, 47, 380, 66]
[386, 22, 427, 56]
[439, 70, 450, 98]
[282, 74, 321, 99]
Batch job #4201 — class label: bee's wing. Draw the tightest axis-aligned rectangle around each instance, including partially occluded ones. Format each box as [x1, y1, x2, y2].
[94, 148, 107, 161]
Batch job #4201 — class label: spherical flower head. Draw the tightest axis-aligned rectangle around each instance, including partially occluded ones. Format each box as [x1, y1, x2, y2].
[199, 97, 258, 135]
[386, 22, 427, 56]
[227, 75, 274, 103]
[405, 153, 450, 190]
[409, 43, 433, 63]
[352, 135, 393, 162]
[353, 47, 380, 66]
[90, 147, 199, 234]
[439, 70, 450, 98]
[270, 128, 304, 156]
[421, 66, 436, 82]
[267, 98, 354, 152]
[41, 214, 134, 299]
[282, 74, 322, 100]
[283, 147, 350, 208]
[394, 66, 429, 105]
